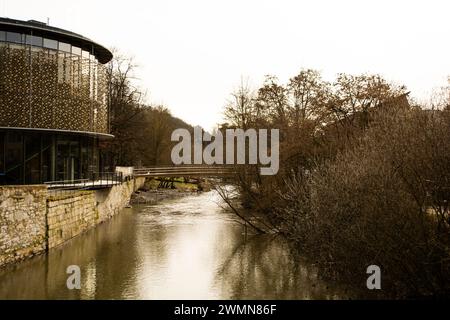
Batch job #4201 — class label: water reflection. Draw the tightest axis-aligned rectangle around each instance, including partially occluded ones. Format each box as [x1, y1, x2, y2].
[0, 190, 352, 299]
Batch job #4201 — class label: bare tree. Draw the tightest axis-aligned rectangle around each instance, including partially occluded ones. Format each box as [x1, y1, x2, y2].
[224, 79, 256, 129]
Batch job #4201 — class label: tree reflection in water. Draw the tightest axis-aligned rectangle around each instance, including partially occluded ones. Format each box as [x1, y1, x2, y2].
[215, 233, 353, 299]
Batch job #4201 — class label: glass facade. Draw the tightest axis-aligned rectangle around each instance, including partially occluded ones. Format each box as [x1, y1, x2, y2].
[0, 30, 98, 62]
[0, 130, 102, 185]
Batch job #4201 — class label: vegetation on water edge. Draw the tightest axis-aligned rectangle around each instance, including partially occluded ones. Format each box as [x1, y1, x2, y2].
[221, 70, 450, 298]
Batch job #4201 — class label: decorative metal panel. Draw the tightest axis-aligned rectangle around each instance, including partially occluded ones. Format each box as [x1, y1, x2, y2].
[0, 44, 109, 134]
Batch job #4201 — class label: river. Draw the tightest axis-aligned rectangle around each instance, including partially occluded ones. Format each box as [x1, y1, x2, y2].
[0, 190, 353, 299]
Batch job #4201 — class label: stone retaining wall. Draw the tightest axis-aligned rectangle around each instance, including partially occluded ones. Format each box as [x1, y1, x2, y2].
[0, 177, 146, 267]
[96, 177, 145, 223]
[47, 191, 97, 249]
[0, 185, 47, 266]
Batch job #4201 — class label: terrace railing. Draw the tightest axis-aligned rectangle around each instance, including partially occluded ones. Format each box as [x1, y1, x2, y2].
[44, 171, 124, 191]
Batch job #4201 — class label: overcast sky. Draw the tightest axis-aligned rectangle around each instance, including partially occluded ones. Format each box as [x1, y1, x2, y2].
[1, 0, 449, 130]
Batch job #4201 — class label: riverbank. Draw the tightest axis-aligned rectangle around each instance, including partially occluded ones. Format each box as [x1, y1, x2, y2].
[130, 178, 212, 205]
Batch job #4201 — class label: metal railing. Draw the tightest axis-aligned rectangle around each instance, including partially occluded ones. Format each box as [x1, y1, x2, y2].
[44, 171, 124, 190]
[133, 165, 236, 178]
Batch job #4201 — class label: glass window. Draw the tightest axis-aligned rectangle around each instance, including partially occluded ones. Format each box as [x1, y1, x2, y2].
[0, 132, 4, 174]
[6, 32, 23, 44]
[56, 137, 69, 181]
[58, 42, 71, 53]
[25, 35, 43, 47]
[43, 38, 58, 49]
[5, 132, 23, 184]
[82, 50, 90, 59]
[71, 46, 81, 56]
[0, 31, 5, 41]
[24, 134, 41, 184]
[41, 134, 53, 182]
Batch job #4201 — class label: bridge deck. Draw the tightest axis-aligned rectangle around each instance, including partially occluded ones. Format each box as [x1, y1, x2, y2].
[133, 166, 237, 177]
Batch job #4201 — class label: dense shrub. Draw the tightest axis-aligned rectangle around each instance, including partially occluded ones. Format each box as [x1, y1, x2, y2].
[280, 108, 450, 298]
[222, 71, 450, 298]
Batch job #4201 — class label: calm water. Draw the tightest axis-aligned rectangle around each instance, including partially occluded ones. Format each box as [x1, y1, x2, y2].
[0, 190, 351, 299]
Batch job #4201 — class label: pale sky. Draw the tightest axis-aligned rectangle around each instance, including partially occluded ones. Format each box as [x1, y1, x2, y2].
[1, 0, 449, 130]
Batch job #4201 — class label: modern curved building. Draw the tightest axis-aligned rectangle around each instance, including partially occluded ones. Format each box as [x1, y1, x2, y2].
[0, 18, 113, 184]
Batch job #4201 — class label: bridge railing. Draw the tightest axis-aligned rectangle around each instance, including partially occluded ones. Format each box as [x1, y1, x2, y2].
[133, 165, 237, 177]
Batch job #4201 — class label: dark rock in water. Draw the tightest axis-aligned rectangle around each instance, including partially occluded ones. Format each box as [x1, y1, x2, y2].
[197, 180, 211, 192]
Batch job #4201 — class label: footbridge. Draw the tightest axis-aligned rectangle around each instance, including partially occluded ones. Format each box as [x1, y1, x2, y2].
[132, 165, 237, 178]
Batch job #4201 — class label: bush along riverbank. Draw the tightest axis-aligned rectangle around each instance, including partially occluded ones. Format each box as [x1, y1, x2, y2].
[219, 71, 450, 299]
[229, 107, 450, 299]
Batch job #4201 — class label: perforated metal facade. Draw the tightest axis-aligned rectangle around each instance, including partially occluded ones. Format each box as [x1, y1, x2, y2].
[0, 43, 109, 134]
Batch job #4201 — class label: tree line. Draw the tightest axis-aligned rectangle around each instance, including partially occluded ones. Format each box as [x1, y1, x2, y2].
[222, 70, 450, 298]
[103, 52, 193, 167]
